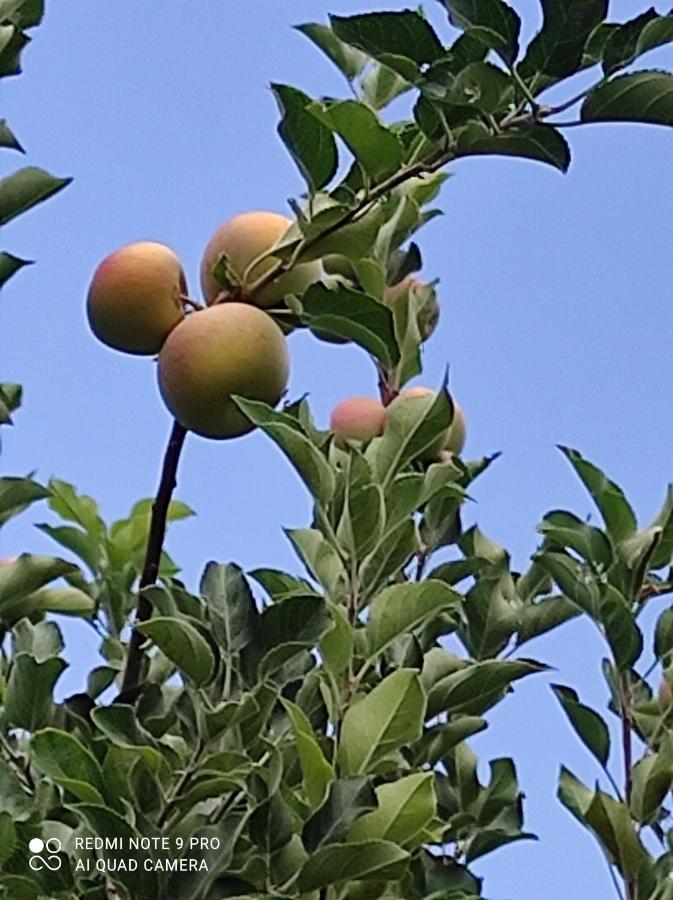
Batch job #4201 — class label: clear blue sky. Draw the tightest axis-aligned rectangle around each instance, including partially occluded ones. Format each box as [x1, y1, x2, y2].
[3, 2, 673, 898]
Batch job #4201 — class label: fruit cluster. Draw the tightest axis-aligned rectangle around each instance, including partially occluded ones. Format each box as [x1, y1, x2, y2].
[331, 386, 466, 462]
[86, 210, 464, 454]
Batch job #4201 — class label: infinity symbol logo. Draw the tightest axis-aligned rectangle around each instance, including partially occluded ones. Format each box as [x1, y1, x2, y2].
[28, 837, 63, 871]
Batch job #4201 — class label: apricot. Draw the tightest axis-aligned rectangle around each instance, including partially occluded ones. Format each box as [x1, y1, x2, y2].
[86, 242, 185, 355]
[330, 397, 386, 443]
[157, 303, 290, 439]
[384, 275, 440, 342]
[386, 387, 467, 459]
[200, 211, 322, 309]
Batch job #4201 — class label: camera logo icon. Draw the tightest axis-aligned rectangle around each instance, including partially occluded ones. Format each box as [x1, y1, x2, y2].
[28, 837, 62, 871]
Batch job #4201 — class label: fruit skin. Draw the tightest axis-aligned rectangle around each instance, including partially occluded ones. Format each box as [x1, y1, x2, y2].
[386, 387, 467, 459]
[384, 275, 440, 342]
[87, 242, 185, 355]
[200, 211, 322, 309]
[330, 397, 386, 443]
[158, 303, 290, 439]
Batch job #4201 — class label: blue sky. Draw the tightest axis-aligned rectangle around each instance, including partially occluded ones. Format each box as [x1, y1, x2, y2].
[3, 2, 673, 898]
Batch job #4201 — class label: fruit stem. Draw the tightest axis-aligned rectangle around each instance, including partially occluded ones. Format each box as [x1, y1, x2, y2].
[120, 420, 188, 695]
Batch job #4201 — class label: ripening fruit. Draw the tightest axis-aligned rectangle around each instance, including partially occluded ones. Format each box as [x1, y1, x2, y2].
[86, 242, 186, 355]
[330, 397, 386, 444]
[200, 211, 322, 308]
[0, 558, 16, 566]
[386, 386, 467, 459]
[384, 275, 440, 342]
[659, 678, 673, 708]
[158, 303, 290, 439]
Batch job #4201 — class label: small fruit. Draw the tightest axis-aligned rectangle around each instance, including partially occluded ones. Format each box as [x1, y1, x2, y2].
[384, 275, 440, 342]
[386, 387, 467, 459]
[87, 242, 185, 355]
[330, 397, 386, 443]
[200, 211, 322, 308]
[158, 303, 290, 439]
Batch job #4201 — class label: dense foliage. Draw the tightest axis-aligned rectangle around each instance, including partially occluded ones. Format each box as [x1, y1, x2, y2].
[3, 1, 673, 898]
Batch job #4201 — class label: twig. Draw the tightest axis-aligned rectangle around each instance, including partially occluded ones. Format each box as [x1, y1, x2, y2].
[617, 671, 637, 900]
[158, 738, 204, 828]
[246, 150, 455, 305]
[120, 420, 188, 694]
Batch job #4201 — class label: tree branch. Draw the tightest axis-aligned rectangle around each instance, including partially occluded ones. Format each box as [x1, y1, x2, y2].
[120, 420, 188, 695]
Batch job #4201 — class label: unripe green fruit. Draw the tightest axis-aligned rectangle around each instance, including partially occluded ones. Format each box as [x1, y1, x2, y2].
[386, 387, 467, 460]
[200, 210, 322, 309]
[158, 303, 290, 439]
[86, 242, 186, 355]
[330, 397, 386, 444]
[384, 275, 440, 342]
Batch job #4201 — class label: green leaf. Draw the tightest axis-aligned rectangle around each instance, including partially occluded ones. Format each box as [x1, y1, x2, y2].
[630, 735, 673, 824]
[331, 11, 445, 67]
[0, 252, 33, 288]
[302, 283, 399, 368]
[282, 699, 334, 808]
[320, 602, 353, 677]
[31, 729, 105, 803]
[250, 793, 294, 854]
[362, 61, 413, 110]
[296, 23, 368, 81]
[0, 166, 71, 226]
[0, 553, 78, 620]
[584, 790, 649, 879]
[535, 550, 599, 618]
[602, 10, 673, 77]
[337, 468, 384, 561]
[456, 121, 570, 172]
[303, 776, 377, 851]
[360, 518, 418, 599]
[5, 653, 67, 730]
[272, 84, 338, 192]
[349, 772, 436, 848]
[286, 528, 344, 595]
[539, 510, 614, 569]
[233, 398, 335, 506]
[314, 100, 404, 182]
[0, 0, 44, 29]
[426, 658, 546, 718]
[368, 385, 453, 486]
[0, 24, 27, 77]
[138, 617, 215, 686]
[0, 758, 32, 820]
[551, 685, 610, 767]
[200, 561, 257, 653]
[0, 118, 22, 151]
[0, 812, 15, 867]
[655, 608, 673, 664]
[582, 70, 673, 127]
[518, 0, 608, 84]
[298, 840, 409, 892]
[647, 485, 673, 570]
[48, 478, 105, 537]
[0, 476, 47, 526]
[0, 382, 22, 425]
[600, 584, 642, 669]
[365, 580, 460, 661]
[517, 595, 579, 646]
[438, 0, 521, 66]
[338, 669, 426, 775]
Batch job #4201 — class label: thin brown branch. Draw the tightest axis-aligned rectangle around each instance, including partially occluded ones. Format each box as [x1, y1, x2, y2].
[120, 420, 188, 695]
[246, 150, 455, 305]
[617, 672, 636, 900]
